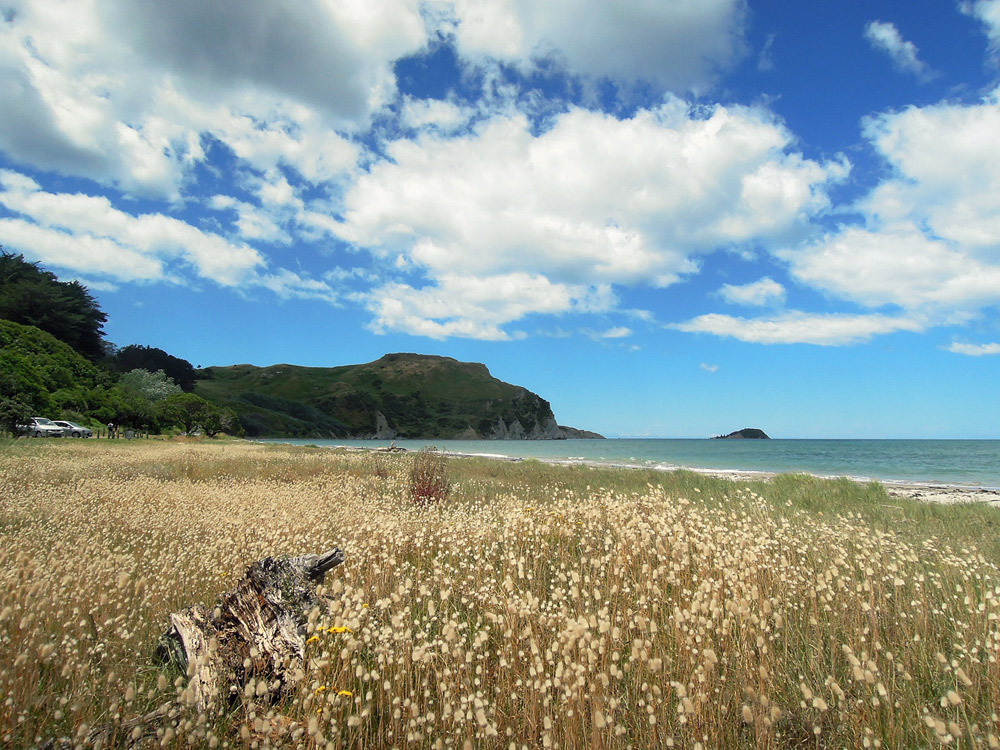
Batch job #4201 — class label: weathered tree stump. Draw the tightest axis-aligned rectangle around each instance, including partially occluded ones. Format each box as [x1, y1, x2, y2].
[157, 547, 345, 713]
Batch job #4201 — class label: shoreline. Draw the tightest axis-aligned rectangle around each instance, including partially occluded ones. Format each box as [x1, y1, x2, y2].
[318, 442, 1000, 507]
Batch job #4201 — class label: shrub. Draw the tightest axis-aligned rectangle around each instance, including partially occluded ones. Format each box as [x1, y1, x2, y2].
[409, 449, 449, 506]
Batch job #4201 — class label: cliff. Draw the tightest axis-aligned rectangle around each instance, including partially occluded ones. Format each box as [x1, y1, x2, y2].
[195, 353, 604, 440]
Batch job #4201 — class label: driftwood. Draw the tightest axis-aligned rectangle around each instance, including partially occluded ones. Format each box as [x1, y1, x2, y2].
[157, 547, 345, 713]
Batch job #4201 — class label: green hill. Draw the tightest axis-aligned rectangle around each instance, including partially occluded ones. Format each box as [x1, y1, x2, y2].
[0, 319, 110, 413]
[194, 353, 602, 440]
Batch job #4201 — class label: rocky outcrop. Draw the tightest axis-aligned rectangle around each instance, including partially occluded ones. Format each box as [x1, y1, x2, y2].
[373, 410, 397, 440]
[712, 428, 770, 439]
[482, 417, 603, 440]
[557, 425, 605, 439]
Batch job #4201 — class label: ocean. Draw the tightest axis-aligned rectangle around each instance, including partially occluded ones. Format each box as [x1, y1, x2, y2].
[258, 438, 1000, 490]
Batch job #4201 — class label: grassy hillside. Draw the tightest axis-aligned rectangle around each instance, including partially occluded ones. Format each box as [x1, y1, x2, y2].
[194, 353, 572, 439]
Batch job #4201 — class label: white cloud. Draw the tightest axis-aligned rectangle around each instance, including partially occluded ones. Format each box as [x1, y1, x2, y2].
[401, 97, 474, 133]
[104, 0, 426, 124]
[775, 90, 1000, 327]
[781, 226, 1000, 311]
[582, 326, 633, 341]
[673, 311, 924, 346]
[443, 0, 748, 92]
[0, 0, 405, 198]
[338, 101, 844, 338]
[366, 273, 615, 340]
[864, 21, 935, 80]
[0, 168, 336, 300]
[700, 362, 719, 373]
[718, 277, 785, 306]
[962, 0, 1000, 55]
[945, 341, 1000, 355]
[599, 326, 632, 339]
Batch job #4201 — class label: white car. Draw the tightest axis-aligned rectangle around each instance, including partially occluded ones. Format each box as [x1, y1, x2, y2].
[17, 417, 65, 438]
[52, 420, 93, 438]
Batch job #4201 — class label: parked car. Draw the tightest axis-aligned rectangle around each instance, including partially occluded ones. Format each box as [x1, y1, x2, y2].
[52, 420, 93, 438]
[16, 417, 65, 438]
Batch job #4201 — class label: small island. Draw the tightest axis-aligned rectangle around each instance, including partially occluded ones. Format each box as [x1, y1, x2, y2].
[712, 427, 770, 439]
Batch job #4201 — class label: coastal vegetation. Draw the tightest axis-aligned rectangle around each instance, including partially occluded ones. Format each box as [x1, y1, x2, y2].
[0, 252, 233, 437]
[1, 439, 998, 748]
[1, 253, 594, 440]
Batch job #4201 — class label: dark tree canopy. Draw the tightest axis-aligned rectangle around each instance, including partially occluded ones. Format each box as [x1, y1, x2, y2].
[112, 344, 197, 391]
[0, 250, 109, 361]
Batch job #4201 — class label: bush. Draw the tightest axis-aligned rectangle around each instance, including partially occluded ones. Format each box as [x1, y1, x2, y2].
[409, 449, 449, 506]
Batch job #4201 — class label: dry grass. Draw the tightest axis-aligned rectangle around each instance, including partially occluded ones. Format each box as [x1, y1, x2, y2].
[1, 439, 998, 749]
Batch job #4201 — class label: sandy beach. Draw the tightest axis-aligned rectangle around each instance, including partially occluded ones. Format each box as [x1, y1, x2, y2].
[881, 483, 1000, 505]
[686, 466, 1000, 505]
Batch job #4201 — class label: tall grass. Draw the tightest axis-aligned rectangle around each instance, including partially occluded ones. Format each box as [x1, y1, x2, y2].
[0, 439, 998, 748]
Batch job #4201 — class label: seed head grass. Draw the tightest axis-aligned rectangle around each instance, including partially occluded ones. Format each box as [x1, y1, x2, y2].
[0, 439, 998, 748]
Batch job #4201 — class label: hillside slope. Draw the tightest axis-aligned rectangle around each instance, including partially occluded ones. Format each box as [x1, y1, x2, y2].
[0, 320, 110, 412]
[195, 353, 603, 440]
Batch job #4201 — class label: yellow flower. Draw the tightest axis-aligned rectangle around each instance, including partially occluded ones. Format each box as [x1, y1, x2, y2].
[327, 626, 354, 634]
[316, 686, 327, 693]
[338, 690, 353, 697]
[306, 635, 320, 644]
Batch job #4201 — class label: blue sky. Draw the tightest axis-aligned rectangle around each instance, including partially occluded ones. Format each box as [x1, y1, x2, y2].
[2, 0, 1000, 438]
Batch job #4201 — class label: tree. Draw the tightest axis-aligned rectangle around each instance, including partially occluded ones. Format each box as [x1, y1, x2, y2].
[118, 369, 183, 402]
[0, 397, 32, 437]
[156, 393, 215, 434]
[111, 345, 197, 391]
[0, 250, 109, 361]
[200, 406, 242, 438]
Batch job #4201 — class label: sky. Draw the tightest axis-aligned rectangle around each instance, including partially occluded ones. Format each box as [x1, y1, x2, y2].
[2, 0, 1000, 439]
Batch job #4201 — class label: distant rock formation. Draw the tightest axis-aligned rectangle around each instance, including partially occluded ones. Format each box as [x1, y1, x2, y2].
[712, 428, 770, 440]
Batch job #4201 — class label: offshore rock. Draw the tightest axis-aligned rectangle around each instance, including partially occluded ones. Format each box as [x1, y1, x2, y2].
[712, 427, 770, 439]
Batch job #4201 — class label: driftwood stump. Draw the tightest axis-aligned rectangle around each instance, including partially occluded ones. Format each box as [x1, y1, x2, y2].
[157, 547, 345, 713]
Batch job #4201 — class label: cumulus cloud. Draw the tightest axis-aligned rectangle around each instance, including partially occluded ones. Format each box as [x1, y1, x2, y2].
[366, 274, 615, 340]
[718, 277, 785, 306]
[864, 21, 936, 80]
[443, 0, 748, 92]
[781, 226, 1000, 312]
[945, 341, 1000, 355]
[104, 0, 425, 124]
[0, 0, 410, 198]
[401, 97, 474, 133]
[338, 100, 845, 338]
[673, 311, 925, 346]
[0, 169, 336, 301]
[776, 90, 1000, 328]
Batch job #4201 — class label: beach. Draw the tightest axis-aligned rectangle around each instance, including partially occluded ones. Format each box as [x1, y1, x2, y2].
[336, 441, 1000, 506]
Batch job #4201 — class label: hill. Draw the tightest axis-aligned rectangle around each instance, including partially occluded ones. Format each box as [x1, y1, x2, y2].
[0, 319, 110, 413]
[195, 353, 603, 440]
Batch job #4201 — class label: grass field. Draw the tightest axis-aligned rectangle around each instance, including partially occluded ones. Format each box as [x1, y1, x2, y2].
[1, 439, 998, 748]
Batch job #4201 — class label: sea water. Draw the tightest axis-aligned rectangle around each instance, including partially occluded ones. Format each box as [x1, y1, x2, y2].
[259, 438, 1000, 489]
